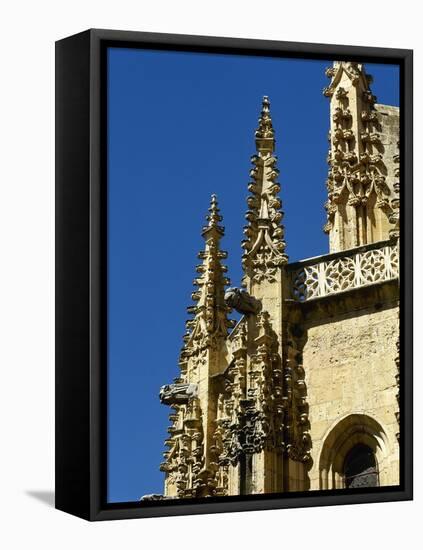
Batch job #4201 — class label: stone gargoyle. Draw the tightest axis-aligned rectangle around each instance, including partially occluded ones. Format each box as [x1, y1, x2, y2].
[224, 287, 261, 315]
[159, 383, 198, 405]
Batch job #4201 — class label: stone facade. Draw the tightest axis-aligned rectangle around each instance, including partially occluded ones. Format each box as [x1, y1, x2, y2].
[303, 301, 399, 489]
[155, 62, 400, 499]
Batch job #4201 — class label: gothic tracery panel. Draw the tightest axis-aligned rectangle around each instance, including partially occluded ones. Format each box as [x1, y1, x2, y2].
[289, 242, 399, 302]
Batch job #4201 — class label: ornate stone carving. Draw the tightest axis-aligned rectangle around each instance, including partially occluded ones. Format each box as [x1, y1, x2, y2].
[242, 97, 288, 285]
[323, 61, 395, 250]
[229, 318, 248, 356]
[158, 82, 399, 498]
[213, 311, 285, 467]
[284, 325, 312, 464]
[160, 397, 206, 498]
[289, 241, 399, 302]
[159, 383, 198, 405]
[160, 195, 234, 498]
[224, 287, 261, 315]
[183, 194, 234, 355]
[389, 140, 400, 238]
[323, 62, 371, 97]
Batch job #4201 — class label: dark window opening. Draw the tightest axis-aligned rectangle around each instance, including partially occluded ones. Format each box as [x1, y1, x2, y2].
[343, 443, 379, 488]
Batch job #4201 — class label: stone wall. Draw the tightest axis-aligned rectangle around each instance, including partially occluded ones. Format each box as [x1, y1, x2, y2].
[302, 297, 400, 489]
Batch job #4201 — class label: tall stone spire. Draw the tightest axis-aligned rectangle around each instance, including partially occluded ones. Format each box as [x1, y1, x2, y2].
[242, 96, 288, 288]
[160, 195, 233, 499]
[184, 194, 233, 352]
[323, 62, 398, 252]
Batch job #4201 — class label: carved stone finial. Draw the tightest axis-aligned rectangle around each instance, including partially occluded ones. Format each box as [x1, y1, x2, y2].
[203, 194, 224, 235]
[255, 96, 275, 152]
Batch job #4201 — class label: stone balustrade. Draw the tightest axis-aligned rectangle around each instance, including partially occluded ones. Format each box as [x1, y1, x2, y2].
[288, 240, 399, 302]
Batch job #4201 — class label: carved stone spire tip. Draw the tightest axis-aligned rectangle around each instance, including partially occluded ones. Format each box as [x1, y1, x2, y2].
[255, 96, 275, 151]
[203, 193, 224, 235]
[262, 95, 270, 110]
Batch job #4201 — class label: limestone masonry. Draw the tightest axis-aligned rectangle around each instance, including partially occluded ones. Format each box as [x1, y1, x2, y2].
[153, 61, 400, 499]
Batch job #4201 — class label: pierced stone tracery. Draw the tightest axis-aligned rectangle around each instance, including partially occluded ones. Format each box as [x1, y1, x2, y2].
[289, 241, 399, 302]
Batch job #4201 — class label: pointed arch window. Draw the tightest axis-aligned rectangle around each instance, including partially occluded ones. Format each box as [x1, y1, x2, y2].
[343, 443, 379, 488]
[318, 414, 394, 489]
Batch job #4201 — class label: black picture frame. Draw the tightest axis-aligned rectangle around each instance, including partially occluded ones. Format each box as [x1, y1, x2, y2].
[55, 28, 413, 521]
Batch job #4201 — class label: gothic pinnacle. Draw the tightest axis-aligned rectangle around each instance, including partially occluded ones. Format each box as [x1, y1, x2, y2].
[182, 194, 233, 349]
[322, 62, 389, 249]
[242, 96, 288, 285]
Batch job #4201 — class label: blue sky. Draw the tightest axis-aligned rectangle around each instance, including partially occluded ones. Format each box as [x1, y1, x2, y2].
[107, 47, 399, 502]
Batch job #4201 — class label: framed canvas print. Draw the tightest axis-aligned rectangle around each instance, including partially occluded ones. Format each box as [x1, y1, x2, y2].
[55, 29, 413, 521]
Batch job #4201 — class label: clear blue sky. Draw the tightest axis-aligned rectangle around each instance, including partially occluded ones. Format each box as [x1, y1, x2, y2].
[107, 47, 399, 503]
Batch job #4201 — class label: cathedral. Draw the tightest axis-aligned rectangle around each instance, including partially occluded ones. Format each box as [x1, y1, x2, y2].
[157, 61, 400, 498]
